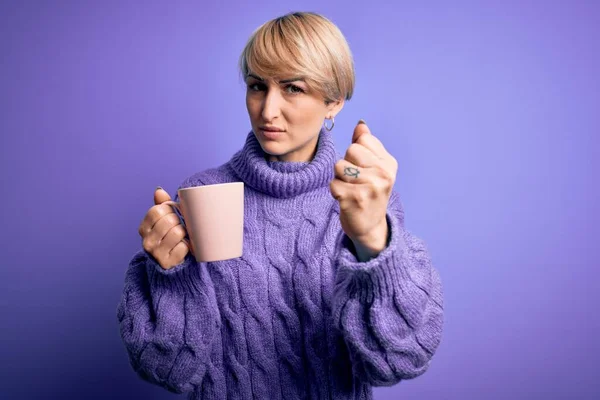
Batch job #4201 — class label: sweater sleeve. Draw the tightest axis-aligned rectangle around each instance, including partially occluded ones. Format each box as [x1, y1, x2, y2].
[332, 191, 444, 386]
[116, 245, 221, 393]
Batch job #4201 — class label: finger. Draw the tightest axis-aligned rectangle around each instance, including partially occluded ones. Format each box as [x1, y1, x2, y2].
[139, 203, 178, 238]
[329, 178, 344, 202]
[354, 132, 389, 160]
[329, 177, 353, 202]
[154, 187, 172, 205]
[181, 237, 195, 257]
[344, 142, 379, 168]
[352, 120, 389, 160]
[334, 159, 371, 184]
[152, 212, 181, 242]
[169, 240, 191, 261]
[352, 120, 370, 143]
[329, 178, 370, 212]
[159, 223, 188, 256]
[141, 212, 180, 252]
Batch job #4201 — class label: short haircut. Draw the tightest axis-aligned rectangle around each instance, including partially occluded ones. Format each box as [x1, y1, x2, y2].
[239, 12, 355, 103]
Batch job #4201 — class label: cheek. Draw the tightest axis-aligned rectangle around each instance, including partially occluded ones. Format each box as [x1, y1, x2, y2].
[292, 102, 327, 126]
[246, 95, 259, 117]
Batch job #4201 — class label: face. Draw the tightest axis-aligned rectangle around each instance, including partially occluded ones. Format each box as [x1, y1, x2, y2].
[245, 72, 344, 162]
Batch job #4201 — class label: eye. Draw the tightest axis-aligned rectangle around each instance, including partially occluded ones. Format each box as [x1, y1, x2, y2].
[248, 82, 266, 92]
[285, 84, 305, 94]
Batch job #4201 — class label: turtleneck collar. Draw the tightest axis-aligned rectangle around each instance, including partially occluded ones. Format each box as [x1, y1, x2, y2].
[230, 128, 338, 198]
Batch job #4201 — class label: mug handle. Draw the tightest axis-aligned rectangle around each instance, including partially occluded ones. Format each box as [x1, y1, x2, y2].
[161, 199, 180, 213]
[161, 200, 184, 225]
[160, 200, 194, 256]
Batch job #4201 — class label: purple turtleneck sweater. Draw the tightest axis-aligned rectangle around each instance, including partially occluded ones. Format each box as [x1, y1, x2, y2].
[117, 129, 444, 400]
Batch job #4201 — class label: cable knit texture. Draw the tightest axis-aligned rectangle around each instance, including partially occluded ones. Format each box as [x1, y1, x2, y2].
[117, 128, 444, 399]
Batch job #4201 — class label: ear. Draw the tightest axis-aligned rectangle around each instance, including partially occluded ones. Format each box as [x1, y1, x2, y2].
[325, 98, 345, 118]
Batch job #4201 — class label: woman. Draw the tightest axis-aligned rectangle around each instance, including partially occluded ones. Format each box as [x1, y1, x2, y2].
[117, 11, 444, 400]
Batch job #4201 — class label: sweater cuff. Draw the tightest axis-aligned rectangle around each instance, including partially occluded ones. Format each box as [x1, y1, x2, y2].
[144, 251, 203, 295]
[336, 211, 407, 303]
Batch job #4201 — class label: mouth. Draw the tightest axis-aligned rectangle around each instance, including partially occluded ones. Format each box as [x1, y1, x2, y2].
[259, 126, 285, 132]
[257, 126, 286, 140]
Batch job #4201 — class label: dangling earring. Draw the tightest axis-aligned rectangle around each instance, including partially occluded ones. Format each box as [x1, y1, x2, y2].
[324, 116, 335, 131]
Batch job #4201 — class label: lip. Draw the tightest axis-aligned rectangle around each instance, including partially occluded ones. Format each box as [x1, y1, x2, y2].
[258, 126, 285, 140]
[259, 126, 285, 132]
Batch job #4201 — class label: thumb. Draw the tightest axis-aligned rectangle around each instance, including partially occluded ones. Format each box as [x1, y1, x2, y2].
[153, 186, 172, 205]
[352, 119, 371, 143]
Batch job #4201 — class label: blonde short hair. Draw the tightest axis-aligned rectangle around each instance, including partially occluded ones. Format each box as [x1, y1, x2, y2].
[239, 12, 355, 102]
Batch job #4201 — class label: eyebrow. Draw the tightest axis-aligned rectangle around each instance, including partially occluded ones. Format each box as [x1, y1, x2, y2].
[247, 74, 305, 84]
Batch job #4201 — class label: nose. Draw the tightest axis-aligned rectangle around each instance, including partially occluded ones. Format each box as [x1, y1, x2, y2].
[261, 88, 282, 122]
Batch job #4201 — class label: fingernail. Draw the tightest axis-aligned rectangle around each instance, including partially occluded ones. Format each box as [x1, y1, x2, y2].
[358, 119, 366, 125]
[156, 186, 163, 191]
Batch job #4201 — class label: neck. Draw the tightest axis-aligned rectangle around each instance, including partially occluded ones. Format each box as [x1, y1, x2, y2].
[229, 127, 340, 198]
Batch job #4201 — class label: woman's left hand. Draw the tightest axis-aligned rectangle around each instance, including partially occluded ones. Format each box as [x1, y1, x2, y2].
[329, 120, 399, 256]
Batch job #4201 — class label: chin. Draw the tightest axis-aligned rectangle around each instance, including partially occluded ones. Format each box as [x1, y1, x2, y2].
[254, 133, 283, 150]
[258, 140, 288, 157]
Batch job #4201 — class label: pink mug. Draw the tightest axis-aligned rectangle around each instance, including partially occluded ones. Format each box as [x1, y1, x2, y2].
[162, 182, 244, 263]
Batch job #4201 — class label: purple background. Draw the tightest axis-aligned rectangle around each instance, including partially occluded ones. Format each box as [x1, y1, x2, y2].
[1, 1, 598, 399]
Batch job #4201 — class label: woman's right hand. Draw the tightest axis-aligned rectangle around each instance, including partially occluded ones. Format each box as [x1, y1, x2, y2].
[138, 187, 192, 270]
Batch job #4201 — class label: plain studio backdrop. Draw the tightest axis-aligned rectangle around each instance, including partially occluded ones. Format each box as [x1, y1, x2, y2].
[0, 1, 598, 399]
